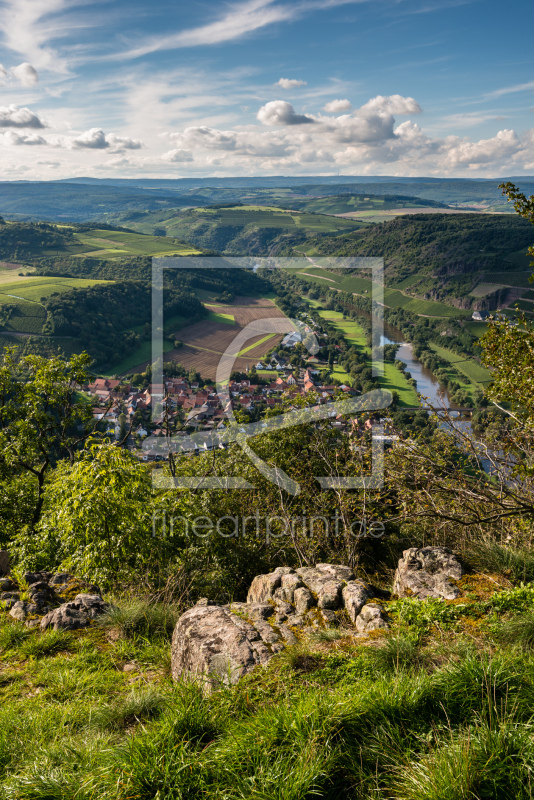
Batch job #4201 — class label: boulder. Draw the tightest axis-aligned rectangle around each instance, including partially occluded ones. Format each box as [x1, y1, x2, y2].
[342, 581, 374, 623]
[317, 580, 342, 609]
[172, 563, 390, 690]
[316, 564, 355, 582]
[247, 571, 282, 604]
[171, 605, 272, 690]
[9, 601, 39, 621]
[24, 571, 52, 586]
[355, 604, 389, 633]
[40, 594, 108, 631]
[0, 550, 9, 577]
[393, 547, 464, 601]
[294, 587, 314, 615]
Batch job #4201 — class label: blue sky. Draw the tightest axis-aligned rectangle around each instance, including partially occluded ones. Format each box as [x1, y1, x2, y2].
[0, 0, 532, 179]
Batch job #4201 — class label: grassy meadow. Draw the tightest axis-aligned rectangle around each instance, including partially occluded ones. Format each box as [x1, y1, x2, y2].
[4, 567, 534, 798]
[308, 303, 420, 406]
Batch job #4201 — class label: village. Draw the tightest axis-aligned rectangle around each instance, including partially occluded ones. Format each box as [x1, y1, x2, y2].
[85, 348, 374, 461]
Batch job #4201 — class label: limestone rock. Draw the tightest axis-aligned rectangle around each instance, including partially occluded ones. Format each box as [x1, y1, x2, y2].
[24, 571, 52, 586]
[294, 587, 314, 615]
[9, 601, 38, 621]
[316, 564, 355, 582]
[247, 571, 282, 604]
[274, 600, 293, 617]
[393, 547, 464, 601]
[321, 609, 337, 625]
[171, 605, 271, 690]
[355, 604, 389, 633]
[279, 624, 298, 645]
[342, 581, 374, 623]
[40, 594, 108, 631]
[1, 592, 19, 601]
[279, 573, 303, 604]
[317, 580, 342, 609]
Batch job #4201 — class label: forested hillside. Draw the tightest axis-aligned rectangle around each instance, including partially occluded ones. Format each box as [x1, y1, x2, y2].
[307, 213, 534, 305]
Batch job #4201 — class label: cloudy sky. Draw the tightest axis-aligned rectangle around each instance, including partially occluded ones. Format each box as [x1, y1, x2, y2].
[0, 0, 532, 179]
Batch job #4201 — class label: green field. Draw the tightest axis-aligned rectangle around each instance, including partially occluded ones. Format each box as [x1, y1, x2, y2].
[104, 339, 174, 377]
[206, 311, 235, 325]
[512, 299, 534, 312]
[463, 320, 489, 337]
[484, 271, 532, 287]
[391, 274, 425, 289]
[179, 206, 360, 234]
[296, 267, 468, 318]
[429, 343, 492, 385]
[310, 305, 419, 406]
[0, 277, 113, 335]
[39, 228, 201, 260]
[237, 333, 277, 356]
[469, 282, 505, 298]
[376, 361, 420, 406]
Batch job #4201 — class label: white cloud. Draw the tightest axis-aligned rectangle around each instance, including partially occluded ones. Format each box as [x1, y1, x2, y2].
[257, 100, 314, 126]
[0, 0, 71, 72]
[444, 129, 522, 167]
[159, 93, 534, 177]
[0, 130, 46, 145]
[276, 78, 307, 89]
[113, 0, 369, 60]
[71, 127, 108, 149]
[484, 80, 534, 100]
[0, 105, 45, 128]
[107, 133, 143, 151]
[323, 98, 352, 113]
[70, 128, 143, 151]
[161, 148, 194, 162]
[10, 62, 38, 86]
[359, 94, 422, 115]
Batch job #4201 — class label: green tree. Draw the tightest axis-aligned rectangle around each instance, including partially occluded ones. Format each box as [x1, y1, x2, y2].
[37, 442, 155, 585]
[0, 349, 96, 530]
[482, 183, 534, 423]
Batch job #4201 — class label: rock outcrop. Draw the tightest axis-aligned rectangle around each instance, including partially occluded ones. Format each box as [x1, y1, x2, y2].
[0, 566, 107, 628]
[171, 563, 388, 689]
[40, 594, 108, 631]
[393, 547, 464, 600]
[171, 604, 275, 690]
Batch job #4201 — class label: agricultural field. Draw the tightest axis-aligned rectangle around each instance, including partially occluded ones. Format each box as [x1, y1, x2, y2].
[294, 265, 470, 318]
[512, 299, 534, 313]
[463, 320, 489, 337]
[122, 297, 287, 379]
[310, 305, 419, 406]
[469, 282, 506, 298]
[429, 343, 492, 386]
[40, 228, 200, 260]
[105, 340, 174, 377]
[0, 276, 112, 335]
[483, 271, 532, 287]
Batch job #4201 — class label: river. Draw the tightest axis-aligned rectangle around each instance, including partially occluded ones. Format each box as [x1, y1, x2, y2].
[374, 319, 457, 408]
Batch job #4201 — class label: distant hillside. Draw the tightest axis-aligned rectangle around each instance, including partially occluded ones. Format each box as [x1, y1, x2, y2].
[1, 176, 533, 222]
[306, 213, 534, 310]
[108, 204, 364, 256]
[268, 192, 449, 215]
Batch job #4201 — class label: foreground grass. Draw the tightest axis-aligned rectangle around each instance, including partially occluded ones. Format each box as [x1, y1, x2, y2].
[3, 579, 534, 798]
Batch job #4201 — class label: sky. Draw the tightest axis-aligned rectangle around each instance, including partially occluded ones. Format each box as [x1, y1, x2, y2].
[0, 0, 532, 180]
